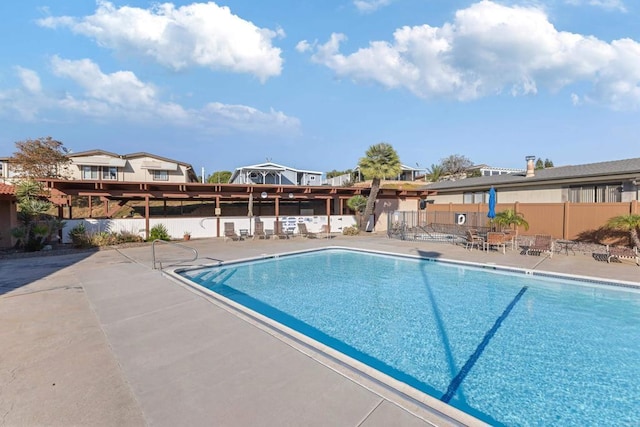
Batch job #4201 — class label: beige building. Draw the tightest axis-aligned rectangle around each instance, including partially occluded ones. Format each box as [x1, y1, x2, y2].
[425, 157, 640, 205]
[67, 150, 198, 183]
[0, 157, 21, 184]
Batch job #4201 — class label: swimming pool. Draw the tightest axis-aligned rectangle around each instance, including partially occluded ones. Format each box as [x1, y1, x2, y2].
[178, 248, 640, 426]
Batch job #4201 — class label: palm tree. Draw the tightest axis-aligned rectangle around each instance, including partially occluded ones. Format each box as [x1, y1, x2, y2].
[605, 214, 640, 248]
[347, 195, 368, 230]
[493, 209, 529, 238]
[425, 164, 444, 182]
[358, 143, 402, 231]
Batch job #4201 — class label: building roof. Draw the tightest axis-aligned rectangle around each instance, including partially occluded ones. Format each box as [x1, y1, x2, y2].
[426, 157, 640, 191]
[229, 162, 323, 183]
[68, 149, 121, 158]
[0, 183, 15, 195]
[68, 150, 194, 168]
[234, 162, 323, 174]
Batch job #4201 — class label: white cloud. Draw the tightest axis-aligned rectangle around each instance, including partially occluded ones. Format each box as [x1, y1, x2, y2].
[564, 0, 627, 12]
[199, 103, 300, 134]
[306, 0, 640, 110]
[0, 58, 300, 135]
[15, 67, 42, 93]
[51, 56, 157, 108]
[353, 0, 393, 13]
[37, 1, 284, 82]
[295, 40, 313, 53]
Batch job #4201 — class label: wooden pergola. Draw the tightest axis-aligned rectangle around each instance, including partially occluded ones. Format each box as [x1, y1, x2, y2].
[40, 179, 432, 237]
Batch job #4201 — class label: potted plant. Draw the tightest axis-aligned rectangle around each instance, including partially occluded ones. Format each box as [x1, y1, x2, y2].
[183, 231, 191, 241]
[493, 209, 529, 238]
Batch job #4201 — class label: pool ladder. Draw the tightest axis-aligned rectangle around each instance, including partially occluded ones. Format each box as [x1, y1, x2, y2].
[151, 239, 199, 270]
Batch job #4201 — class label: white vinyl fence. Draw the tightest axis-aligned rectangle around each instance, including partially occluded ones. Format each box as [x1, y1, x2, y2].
[61, 215, 357, 243]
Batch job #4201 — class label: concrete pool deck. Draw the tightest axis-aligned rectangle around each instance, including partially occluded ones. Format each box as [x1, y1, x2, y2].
[1, 234, 638, 426]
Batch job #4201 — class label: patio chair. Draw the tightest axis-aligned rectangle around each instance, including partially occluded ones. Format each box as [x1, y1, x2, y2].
[297, 223, 317, 238]
[525, 234, 553, 257]
[465, 229, 484, 251]
[606, 245, 639, 266]
[223, 222, 242, 242]
[253, 221, 267, 240]
[274, 222, 290, 239]
[500, 228, 516, 250]
[484, 232, 506, 254]
[320, 224, 334, 239]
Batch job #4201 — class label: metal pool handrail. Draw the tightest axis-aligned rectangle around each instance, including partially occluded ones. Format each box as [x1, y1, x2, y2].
[151, 239, 198, 270]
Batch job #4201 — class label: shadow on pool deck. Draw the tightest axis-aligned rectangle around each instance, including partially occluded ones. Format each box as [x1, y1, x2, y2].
[1, 234, 638, 426]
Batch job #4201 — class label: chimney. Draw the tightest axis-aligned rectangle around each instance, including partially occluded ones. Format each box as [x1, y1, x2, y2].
[525, 156, 536, 178]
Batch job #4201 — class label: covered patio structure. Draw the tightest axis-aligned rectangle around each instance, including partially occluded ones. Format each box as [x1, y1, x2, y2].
[40, 179, 432, 239]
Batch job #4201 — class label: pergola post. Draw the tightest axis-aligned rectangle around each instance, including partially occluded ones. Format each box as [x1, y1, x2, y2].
[326, 198, 331, 233]
[216, 196, 220, 238]
[145, 196, 150, 240]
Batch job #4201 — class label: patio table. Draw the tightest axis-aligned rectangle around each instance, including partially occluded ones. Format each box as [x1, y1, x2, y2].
[555, 239, 576, 255]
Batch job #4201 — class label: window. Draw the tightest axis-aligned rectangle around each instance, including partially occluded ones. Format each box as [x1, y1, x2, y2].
[309, 176, 316, 181]
[152, 170, 168, 181]
[82, 166, 98, 180]
[102, 167, 117, 180]
[463, 191, 487, 203]
[568, 184, 621, 203]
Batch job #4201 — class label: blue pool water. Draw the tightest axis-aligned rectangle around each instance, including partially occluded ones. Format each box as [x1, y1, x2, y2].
[180, 249, 640, 426]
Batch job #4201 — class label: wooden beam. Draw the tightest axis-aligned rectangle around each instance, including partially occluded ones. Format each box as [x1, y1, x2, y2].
[144, 196, 150, 240]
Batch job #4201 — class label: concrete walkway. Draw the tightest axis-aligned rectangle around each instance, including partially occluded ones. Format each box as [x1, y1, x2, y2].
[1, 235, 638, 426]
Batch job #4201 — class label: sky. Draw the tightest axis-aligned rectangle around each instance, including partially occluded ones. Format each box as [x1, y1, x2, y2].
[0, 0, 639, 177]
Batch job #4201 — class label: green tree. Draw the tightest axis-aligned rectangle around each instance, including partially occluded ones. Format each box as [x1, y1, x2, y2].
[326, 169, 350, 179]
[425, 164, 444, 182]
[347, 195, 367, 213]
[535, 158, 554, 169]
[358, 143, 401, 231]
[493, 209, 530, 238]
[207, 170, 232, 183]
[605, 214, 640, 248]
[11, 180, 60, 251]
[347, 195, 368, 230]
[11, 137, 71, 178]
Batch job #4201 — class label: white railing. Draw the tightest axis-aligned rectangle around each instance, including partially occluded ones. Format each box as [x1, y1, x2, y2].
[151, 239, 199, 269]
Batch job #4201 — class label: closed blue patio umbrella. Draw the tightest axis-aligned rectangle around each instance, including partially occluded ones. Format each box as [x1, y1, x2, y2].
[487, 187, 496, 229]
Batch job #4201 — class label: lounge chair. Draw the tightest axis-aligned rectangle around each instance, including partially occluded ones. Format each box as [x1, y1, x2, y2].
[320, 224, 333, 238]
[525, 234, 553, 257]
[297, 223, 317, 238]
[274, 222, 290, 239]
[253, 221, 267, 240]
[465, 229, 484, 250]
[223, 222, 242, 242]
[607, 245, 639, 266]
[484, 232, 506, 254]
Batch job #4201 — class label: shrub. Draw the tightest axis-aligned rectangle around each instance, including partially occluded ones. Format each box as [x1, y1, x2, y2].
[91, 231, 118, 246]
[342, 226, 360, 236]
[117, 230, 143, 243]
[69, 222, 92, 248]
[149, 224, 170, 241]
